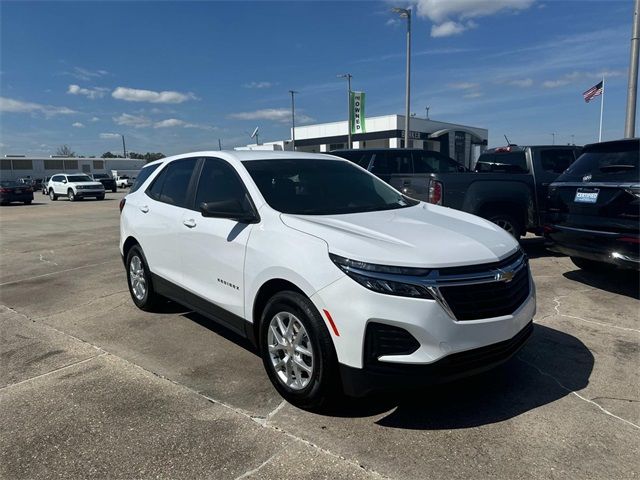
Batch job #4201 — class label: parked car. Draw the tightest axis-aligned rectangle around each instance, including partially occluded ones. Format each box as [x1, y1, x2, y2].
[0, 180, 34, 205]
[17, 177, 43, 192]
[423, 145, 582, 239]
[116, 175, 133, 188]
[47, 173, 105, 201]
[42, 176, 51, 195]
[544, 139, 639, 271]
[332, 148, 467, 199]
[90, 173, 118, 192]
[120, 151, 535, 408]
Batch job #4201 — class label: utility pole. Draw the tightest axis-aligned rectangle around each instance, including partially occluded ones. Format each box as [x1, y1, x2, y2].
[289, 90, 298, 151]
[218, 139, 222, 151]
[551, 132, 557, 145]
[625, 0, 640, 138]
[393, 7, 412, 148]
[337, 74, 352, 148]
[121, 134, 127, 158]
[425, 106, 430, 119]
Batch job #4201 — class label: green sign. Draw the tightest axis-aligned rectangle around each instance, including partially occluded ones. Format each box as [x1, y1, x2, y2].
[349, 91, 366, 135]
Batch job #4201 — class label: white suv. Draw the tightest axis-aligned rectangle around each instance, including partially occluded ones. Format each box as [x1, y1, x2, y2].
[120, 152, 536, 408]
[48, 173, 105, 201]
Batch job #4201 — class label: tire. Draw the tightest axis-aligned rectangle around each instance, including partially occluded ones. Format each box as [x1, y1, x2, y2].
[259, 291, 340, 410]
[112, 187, 117, 193]
[96, 195, 105, 200]
[24, 200, 32, 205]
[49, 189, 58, 201]
[570, 256, 615, 273]
[125, 245, 161, 311]
[0, 201, 8, 206]
[486, 212, 523, 240]
[68, 189, 76, 202]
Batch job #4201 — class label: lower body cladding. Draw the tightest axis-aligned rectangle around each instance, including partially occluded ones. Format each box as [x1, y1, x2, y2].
[545, 225, 640, 270]
[75, 189, 105, 198]
[311, 272, 536, 397]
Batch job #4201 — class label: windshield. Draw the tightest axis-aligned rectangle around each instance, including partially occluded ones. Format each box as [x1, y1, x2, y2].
[67, 175, 93, 182]
[557, 140, 639, 183]
[242, 159, 418, 215]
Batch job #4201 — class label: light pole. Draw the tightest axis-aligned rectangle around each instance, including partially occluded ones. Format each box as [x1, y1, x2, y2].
[337, 73, 352, 148]
[289, 90, 298, 151]
[425, 105, 430, 120]
[550, 132, 557, 145]
[625, 0, 640, 138]
[392, 7, 411, 148]
[121, 134, 127, 158]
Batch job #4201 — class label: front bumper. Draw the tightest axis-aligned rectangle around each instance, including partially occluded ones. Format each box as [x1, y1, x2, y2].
[340, 321, 533, 396]
[545, 224, 640, 270]
[76, 189, 105, 197]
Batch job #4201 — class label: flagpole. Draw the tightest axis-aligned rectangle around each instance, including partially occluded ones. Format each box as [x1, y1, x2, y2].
[599, 76, 605, 142]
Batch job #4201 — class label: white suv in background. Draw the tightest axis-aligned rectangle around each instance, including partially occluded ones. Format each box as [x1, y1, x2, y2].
[48, 173, 105, 201]
[120, 151, 536, 409]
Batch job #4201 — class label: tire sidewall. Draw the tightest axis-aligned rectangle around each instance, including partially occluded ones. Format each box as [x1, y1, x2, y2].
[126, 246, 152, 309]
[259, 292, 338, 408]
[68, 189, 75, 201]
[488, 213, 522, 239]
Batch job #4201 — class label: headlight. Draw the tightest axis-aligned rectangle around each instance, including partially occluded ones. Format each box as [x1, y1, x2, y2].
[329, 253, 434, 299]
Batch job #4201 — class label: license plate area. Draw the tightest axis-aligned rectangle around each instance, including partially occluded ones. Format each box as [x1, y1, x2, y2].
[574, 188, 599, 204]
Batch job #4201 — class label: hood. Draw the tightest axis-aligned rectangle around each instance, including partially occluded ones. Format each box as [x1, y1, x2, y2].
[76, 181, 104, 187]
[280, 203, 518, 268]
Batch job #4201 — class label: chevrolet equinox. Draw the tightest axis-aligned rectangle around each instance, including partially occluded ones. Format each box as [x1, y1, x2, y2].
[120, 151, 536, 408]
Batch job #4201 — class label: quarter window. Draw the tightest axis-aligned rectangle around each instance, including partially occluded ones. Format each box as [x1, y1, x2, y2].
[131, 163, 161, 193]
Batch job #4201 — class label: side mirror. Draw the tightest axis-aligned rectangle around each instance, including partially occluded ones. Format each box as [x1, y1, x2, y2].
[200, 199, 259, 223]
[62, 179, 67, 184]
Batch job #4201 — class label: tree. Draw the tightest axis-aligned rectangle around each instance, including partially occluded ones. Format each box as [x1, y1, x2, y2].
[56, 145, 76, 157]
[144, 152, 165, 163]
[101, 151, 119, 158]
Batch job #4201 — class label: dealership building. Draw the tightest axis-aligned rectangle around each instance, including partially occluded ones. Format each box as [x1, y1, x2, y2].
[237, 114, 489, 169]
[0, 155, 145, 181]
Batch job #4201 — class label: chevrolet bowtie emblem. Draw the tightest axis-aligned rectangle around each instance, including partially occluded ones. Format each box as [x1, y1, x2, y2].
[496, 270, 515, 282]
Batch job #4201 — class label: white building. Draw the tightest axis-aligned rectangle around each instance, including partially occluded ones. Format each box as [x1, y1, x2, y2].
[0, 156, 146, 181]
[290, 114, 488, 169]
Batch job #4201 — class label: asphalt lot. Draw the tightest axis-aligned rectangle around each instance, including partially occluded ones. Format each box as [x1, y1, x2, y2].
[1, 191, 638, 480]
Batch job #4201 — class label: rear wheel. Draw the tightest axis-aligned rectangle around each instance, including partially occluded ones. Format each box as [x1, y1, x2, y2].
[97, 194, 105, 200]
[486, 212, 523, 240]
[259, 291, 340, 410]
[570, 256, 615, 272]
[49, 189, 58, 201]
[126, 245, 161, 311]
[24, 200, 32, 205]
[68, 189, 76, 202]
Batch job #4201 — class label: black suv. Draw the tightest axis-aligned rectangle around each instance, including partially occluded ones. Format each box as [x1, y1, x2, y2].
[331, 148, 466, 200]
[544, 139, 639, 271]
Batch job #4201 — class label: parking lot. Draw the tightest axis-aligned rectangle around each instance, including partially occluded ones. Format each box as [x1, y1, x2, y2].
[0, 191, 638, 479]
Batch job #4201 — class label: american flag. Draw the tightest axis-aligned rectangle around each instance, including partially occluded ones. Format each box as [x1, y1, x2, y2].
[583, 81, 603, 103]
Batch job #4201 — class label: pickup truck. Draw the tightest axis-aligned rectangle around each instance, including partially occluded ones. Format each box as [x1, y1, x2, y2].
[424, 145, 582, 239]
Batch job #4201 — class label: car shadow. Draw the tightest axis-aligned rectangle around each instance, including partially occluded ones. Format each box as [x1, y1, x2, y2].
[183, 311, 259, 354]
[520, 237, 564, 259]
[317, 324, 594, 429]
[564, 269, 640, 300]
[1, 202, 47, 207]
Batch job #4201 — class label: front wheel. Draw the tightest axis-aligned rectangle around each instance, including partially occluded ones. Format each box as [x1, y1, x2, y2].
[570, 256, 615, 273]
[68, 189, 76, 202]
[260, 291, 340, 410]
[126, 246, 161, 311]
[49, 189, 58, 201]
[96, 195, 105, 200]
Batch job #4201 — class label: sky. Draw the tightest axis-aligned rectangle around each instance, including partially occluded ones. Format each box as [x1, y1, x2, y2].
[0, 0, 636, 156]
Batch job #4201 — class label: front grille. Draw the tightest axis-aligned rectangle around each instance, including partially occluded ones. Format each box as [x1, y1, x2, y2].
[364, 322, 420, 366]
[439, 261, 530, 320]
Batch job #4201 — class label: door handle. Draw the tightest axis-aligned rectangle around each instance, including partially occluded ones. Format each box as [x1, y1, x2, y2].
[183, 218, 197, 228]
[139, 205, 149, 213]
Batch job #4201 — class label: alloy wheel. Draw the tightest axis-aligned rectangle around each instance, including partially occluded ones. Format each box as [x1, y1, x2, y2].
[129, 255, 147, 301]
[267, 312, 314, 390]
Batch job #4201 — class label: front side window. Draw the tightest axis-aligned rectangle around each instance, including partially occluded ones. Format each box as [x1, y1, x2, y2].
[146, 158, 197, 207]
[243, 158, 418, 215]
[540, 149, 575, 174]
[194, 158, 249, 209]
[371, 152, 412, 175]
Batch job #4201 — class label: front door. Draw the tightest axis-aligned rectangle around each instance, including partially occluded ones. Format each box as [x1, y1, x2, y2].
[180, 157, 254, 321]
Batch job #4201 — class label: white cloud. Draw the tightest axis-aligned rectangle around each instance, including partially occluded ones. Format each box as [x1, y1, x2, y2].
[99, 133, 121, 139]
[228, 108, 313, 124]
[431, 20, 467, 37]
[463, 92, 483, 99]
[242, 81, 275, 89]
[154, 118, 185, 128]
[0, 97, 76, 116]
[113, 113, 152, 128]
[90, 116, 100, 122]
[112, 86, 197, 104]
[448, 82, 479, 90]
[67, 66, 109, 81]
[542, 70, 624, 89]
[507, 78, 534, 87]
[72, 122, 85, 128]
[414, 0, 535, 37]
[67, 84, 109, 99]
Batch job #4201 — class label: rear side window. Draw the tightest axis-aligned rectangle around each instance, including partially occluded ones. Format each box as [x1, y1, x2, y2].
[194, 158, 250, 210]
[475, 152, 528, 173]
[332, 151, 373, 169]
[558, 140, 639, 182]
[130, 163, 161, 193]
[539, 149, 576, 174]
[146, 158, 197, 207]
[371, 151, 413, 175]
[413, 151, 463, 173]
